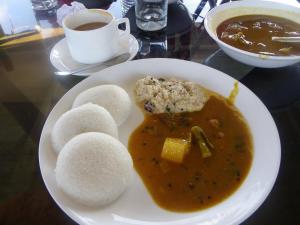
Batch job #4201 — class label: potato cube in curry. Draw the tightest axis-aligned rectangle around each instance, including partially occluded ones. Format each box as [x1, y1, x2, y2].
[161, 138, 190, 163]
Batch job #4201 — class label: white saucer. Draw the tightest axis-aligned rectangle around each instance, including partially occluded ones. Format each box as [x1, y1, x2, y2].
[50, 34, 139, 76]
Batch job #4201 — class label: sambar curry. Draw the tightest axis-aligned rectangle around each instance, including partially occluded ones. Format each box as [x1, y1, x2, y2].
[128, 95, 253, 212]
[217, 15, 300, 56]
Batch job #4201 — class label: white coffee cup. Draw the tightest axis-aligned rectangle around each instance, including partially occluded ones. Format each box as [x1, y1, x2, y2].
[62, 9, 130, 64]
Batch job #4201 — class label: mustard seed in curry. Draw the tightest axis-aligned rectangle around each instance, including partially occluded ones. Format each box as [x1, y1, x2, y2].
[128, 94, 253, 212]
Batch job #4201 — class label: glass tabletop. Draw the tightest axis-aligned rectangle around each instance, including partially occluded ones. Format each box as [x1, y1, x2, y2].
[0, 0, 299, 224]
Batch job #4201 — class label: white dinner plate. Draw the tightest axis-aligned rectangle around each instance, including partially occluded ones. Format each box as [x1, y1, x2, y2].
[50, 34, 139, 76]
[39, 58, 281, 225]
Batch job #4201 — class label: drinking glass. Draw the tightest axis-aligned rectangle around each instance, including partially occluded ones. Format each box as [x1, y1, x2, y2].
[31, 0, 58, 11]
[135, 0, 168, 31]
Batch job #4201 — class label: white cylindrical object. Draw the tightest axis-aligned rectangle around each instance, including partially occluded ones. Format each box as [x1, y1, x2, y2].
[63, 9, 130, 64]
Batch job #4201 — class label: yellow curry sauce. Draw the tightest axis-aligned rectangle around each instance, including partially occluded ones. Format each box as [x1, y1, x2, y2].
[128, 95, 253, 212]
[217, 15, 300, 56]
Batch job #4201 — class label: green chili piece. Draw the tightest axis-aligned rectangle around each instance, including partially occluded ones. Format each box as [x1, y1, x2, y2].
[191, 126, 213, 158]
[198, 127, 215, 150]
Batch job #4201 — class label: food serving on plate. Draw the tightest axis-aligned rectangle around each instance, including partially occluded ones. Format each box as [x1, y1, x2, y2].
[51, 103, 118, 154]
[51, 84, 134, 207]
[135, 76, 209, 113]
[217, 15, 300, 56]
[56, 132, 133, 207]
[49, 75, 253, 212]
[129, 76, 253, 212]
[72, 84, 131, 126]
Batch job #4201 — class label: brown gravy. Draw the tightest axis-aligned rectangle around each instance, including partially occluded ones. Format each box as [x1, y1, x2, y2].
[217, 15, 300, 56]
[128, 95, 253, 212]
[74, 22, 107, 31]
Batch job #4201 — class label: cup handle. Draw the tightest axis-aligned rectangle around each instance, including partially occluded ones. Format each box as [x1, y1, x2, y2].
[115, 17, 130, 39]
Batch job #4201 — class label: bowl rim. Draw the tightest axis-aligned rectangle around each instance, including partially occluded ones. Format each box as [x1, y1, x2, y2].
[204, 0, 300, 60]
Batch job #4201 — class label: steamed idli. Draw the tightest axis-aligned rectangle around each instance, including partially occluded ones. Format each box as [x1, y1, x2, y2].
[55, 132, 133, 207]
[51, 103, 118, 154]
[72, 85, 131, 126]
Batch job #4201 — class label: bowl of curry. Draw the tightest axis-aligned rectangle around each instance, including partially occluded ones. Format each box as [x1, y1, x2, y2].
[204, 0, 300, 68]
